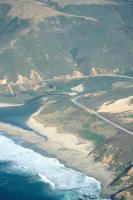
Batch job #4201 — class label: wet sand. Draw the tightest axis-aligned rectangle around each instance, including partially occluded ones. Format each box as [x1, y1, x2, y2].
[0, 101, 114, 196]
[0, 117, 114, 190]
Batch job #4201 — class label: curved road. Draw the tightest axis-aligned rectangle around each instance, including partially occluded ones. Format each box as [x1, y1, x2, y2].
[46, 74, 133, 136]
[5, 74, 133, 86]
[6, 73, 133, 136]
[71, 96, 133, 136]
[70, 74, 133, 136]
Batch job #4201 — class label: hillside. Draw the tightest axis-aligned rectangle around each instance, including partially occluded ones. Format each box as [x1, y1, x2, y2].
[0, 1, 133, 200]
[0, 0, 133, 82]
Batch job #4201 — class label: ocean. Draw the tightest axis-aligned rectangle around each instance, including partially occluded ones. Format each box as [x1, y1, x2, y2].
[0, 134, 101, 200]
[0, 96, 102, 200]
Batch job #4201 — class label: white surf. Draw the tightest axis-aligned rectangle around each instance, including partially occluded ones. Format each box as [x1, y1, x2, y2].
[0, 134, 101, 198]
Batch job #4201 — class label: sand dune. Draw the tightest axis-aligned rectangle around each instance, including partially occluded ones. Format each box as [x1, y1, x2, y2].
[98, 96, 133, 114]
[71, 84, 84, 93]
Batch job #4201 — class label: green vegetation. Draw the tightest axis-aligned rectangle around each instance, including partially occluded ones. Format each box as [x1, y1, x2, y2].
[43, 102, 58, 113]
[42, 95, 71, 113]
[80, 123, 106, 146]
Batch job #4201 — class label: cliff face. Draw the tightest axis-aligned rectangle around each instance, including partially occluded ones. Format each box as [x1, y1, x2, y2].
[93, 132, 133, 200]
[111, 164, 133, 200]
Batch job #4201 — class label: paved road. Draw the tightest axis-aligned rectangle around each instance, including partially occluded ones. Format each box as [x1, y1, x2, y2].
[4, 73, 133, 136]
[4, 74, 133, 86]
[71, 96, 133, 136]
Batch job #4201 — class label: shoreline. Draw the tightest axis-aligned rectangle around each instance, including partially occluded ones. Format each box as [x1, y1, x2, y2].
[28, 121, 114, 183]
[0, 101, 115, 198]
[0, 119, 114, 186]
[0, 103, 23, 107]
[28, 107, 114, 187]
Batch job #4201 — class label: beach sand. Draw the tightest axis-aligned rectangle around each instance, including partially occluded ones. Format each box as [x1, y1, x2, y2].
[0, 101, 115, 194]
[0, 113, 114, 191]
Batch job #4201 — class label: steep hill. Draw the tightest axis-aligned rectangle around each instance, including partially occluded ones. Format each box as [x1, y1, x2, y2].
[0, 0, 133, 82]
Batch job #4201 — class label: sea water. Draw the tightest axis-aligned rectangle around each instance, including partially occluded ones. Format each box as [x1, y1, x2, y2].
[0, 134, 101, 200]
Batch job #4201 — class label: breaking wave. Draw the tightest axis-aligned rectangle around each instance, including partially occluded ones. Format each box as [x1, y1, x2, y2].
[0, 135, 101, 198]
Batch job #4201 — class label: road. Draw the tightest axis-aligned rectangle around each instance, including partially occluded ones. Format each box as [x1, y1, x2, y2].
[3, 72, 133, 136]
[4, 73, 133, 95]
[71, 96, 133, 136]
[3, 74, 133, 86]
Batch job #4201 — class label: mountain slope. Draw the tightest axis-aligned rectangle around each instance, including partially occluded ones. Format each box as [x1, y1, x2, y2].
[0, 0, 133, 82]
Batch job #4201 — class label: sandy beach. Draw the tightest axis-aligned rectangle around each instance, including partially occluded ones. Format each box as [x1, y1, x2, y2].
[28, 117, 114, 186]
[0, 105, 114, 192]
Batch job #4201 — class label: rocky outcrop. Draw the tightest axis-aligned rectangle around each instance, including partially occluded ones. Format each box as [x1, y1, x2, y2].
[16, 74, 30, 84]
[72, 70, 84, 78]
[90, 67, 120, 76]
[0, 76, 7, 85]
[111, 184, 133, 200]
[109, 163, 133, 200]
[54, 70, 84, 80]
[30, 69, 43, 82]
[92, 132, 133, 200]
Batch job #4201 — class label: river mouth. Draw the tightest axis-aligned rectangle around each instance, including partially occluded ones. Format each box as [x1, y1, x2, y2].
[0, 96, 45, 130]
[0, 96, 111, 200]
